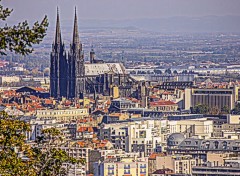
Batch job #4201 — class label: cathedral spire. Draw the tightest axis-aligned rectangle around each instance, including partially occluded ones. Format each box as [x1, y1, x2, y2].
[72, 7, 80, 45]
[55, 7, 62, 45]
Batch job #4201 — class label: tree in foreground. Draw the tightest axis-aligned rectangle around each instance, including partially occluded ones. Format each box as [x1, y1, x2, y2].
[0, 0, 48, 55]
[0, 112, 85, 176]
[0, 111, 35, 175]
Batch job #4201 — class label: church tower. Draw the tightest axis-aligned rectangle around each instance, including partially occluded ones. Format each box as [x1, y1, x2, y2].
[90, 45, 95, 63]
[50, 8, 68, 98]
[68, 8, 85, 99]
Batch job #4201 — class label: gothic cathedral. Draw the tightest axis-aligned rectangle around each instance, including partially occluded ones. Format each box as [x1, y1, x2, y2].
[50, 8, 85, 99]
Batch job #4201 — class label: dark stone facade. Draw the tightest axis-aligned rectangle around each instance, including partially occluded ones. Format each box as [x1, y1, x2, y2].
[50, 9, 85, 99]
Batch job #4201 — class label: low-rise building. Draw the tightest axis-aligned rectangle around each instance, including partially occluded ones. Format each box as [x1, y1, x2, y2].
[36, 108, 89, 121]
[0, 76, 20, 85]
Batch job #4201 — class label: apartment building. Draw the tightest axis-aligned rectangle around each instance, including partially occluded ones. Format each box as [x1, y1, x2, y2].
[156, 155, 196, 175]
[99, 123, 128, 151]
[127, 120, 162, 156]
[94, 157, 148, 176]
[100, 119, 164, 156]
[36, 108, 89, 121]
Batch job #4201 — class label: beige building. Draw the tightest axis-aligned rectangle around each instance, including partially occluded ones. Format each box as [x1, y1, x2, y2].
[168, 118, 214, 139]
[149, 101, 178, 112]
[36, 108, 89, 121]
[206, 153, 233, 167]
[0, 76, 20, 85]
[185, 86, 239, 110]
[156, 155, 196, 175]
[227, 114, 240, 124]
[148, 153, 167, 175]
[94, 157, 148, 176]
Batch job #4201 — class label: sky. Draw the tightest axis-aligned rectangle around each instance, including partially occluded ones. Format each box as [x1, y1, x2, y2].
[3, 0, 240, 22]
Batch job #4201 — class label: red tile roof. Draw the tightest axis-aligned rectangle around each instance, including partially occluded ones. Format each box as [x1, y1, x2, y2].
[149, 153, 166, 159]
[150, 100, 176, 106]
[78, 127, 94, 133]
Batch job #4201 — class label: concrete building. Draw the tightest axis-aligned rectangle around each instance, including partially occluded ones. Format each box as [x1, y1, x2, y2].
[94, 156, 148, 176]
[100, 119, 164, 156]
[185, 86, 239, 111]
[192, 158, 240, 176]
[127, 120, 163, 156]
[99, 123, 128, 152]
[156, 155, 196, 175]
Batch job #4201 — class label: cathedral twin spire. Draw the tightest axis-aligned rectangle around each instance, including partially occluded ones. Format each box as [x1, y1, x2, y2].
[51, 7, 85, 99]
[73, 7, 80, 47]
[55, 7, 62, 46]
[54, 7, 79, 47]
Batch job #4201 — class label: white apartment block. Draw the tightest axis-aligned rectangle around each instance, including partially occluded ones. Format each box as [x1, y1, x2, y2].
[100, 119, 164, 157]
[127, 120, 162, 156]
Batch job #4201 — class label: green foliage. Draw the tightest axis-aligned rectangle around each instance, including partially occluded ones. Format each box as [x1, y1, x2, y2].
[0, 112, 85, 176]
[233, 103, 240, 115]
[209, 106, 220, 115]
[173, 70, 178, 74]
[0, 0, 48, 55]
[0, 111, 35, 175]
[221, 105, 230, 114]
[154, 69, 162, 74]
[192, 104, 209, 114]
[33, 128, 85, 176]
[165, 68, 172, 74]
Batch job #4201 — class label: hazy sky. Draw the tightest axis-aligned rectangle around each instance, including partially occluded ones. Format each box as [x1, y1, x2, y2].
[2, 0, 240, 23]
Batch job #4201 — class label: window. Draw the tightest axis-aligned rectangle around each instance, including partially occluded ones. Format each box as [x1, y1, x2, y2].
[214, 141, 219, 149]
[124, 169, 130, 174]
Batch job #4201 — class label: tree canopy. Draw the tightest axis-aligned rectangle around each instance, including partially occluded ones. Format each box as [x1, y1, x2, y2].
[0, 0, 48, 55]
[192, 104, 209, 114]
[165, 68, 172, 74]
[233, 103, 240, 115]
[0, 111, 84, 176]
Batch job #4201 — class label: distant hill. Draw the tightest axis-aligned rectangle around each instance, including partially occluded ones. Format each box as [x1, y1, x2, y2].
[63, 15, 240, 33]
[4, 15, 240, 33]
